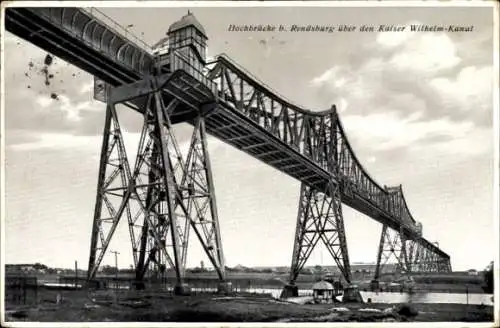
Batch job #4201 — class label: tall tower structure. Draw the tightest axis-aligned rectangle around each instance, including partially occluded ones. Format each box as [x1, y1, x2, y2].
[168, 11, 207, 68]
[87, 12, 228, 295]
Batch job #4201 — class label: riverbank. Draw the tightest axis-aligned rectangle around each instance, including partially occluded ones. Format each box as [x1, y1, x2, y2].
[4, 289, 495, 322]
[25, 270, 488, 294]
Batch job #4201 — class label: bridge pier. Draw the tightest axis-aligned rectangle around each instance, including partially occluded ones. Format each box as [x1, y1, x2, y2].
[283, 181, 351, 298]
[280, 284, 299, 298]
[87, 74, 227, 289]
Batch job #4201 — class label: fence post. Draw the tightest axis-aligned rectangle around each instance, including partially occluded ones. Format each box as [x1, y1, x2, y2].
[75, 260, 78, 289]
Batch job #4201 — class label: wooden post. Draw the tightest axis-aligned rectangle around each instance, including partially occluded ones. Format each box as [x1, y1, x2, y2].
[75, 260, 78, 288]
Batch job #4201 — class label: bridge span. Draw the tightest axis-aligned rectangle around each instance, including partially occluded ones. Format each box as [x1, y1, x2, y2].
[5, 6, 451, 294]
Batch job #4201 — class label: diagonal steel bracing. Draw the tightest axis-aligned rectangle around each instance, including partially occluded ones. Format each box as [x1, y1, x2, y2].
[129, 92, 185, 282]
[411, 241, 451, 273]
[180, 117, 226, 280]
[374, 226, 452, 280]
[87, 103, 136, 280]
[288, 181, 352, 285]
[374, 225, 409, 280]
[87, 76, 226, 286]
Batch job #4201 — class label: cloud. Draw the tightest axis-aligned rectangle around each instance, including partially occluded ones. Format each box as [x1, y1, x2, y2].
[429, 65, 492, 123]
[342, 112, 473, 151]
[379, 30, 462, 73]
[376, 28, 413, 48]
[6, 127, 227, 172]
[4, 33, 106, 135]
[307, 22, 494, 177]
[8, 132, 108, 152]
[309, 21, 493, 140]
[3, 32, 199, 145]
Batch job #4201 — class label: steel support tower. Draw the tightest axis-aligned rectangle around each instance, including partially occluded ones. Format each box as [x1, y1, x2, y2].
[374, 225, 452, 283]
[281, 109, 352, 298]
[87, 73, 228, 293]
[282, 182, 351, 297]
[86, 12, 231, 294]
[374, 225, 409, 280]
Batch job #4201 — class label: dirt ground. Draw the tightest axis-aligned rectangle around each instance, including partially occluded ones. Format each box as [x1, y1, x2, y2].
[4, 288, 495, 323]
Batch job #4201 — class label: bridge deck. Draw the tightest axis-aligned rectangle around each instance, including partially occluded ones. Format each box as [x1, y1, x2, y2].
[4, 7, 450, 261]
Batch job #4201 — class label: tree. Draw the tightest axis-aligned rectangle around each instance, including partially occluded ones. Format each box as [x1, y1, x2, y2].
[483, 261, 493, 293]
[102, 265, 117, 275]
[33, 262, 47, 271]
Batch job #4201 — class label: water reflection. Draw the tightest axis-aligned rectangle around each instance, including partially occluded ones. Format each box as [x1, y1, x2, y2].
[360, 291, 494, 306]
[48, 280, 493, 306]
[245, 288, 493, 306]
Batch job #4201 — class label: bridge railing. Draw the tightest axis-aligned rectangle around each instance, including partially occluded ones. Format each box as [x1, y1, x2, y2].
[81, 7, 153, 54]
[169, 52, 218, 97]
[31, 7, 154, 78]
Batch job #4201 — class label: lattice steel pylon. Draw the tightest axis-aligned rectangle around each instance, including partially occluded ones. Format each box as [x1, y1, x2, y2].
[87, 74, 226, 294]
[411, 241, 451, 273]
[374, 225, 409, 280]
[285, 181, 351, 291]
[373, 225, 452, 280]
[281, 109, 352, 298]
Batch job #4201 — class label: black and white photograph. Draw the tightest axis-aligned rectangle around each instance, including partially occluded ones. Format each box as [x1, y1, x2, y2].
[1, 1, 498, 325]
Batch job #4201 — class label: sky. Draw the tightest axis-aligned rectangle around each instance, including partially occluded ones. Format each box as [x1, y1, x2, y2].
[2, 4, 497, 272]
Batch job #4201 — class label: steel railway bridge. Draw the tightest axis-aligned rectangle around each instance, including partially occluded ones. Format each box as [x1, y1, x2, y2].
[5, 6, 452, 295]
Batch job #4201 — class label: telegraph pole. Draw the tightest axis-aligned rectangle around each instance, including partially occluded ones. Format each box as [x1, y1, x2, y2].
[110, 250, 120, 288]
[74, 260, 78, 288]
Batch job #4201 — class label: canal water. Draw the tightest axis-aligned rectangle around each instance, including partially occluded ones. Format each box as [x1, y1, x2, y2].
[244, 288, 493, 306]
[360, 291, 493, 306]
[39, 282, 494, 306]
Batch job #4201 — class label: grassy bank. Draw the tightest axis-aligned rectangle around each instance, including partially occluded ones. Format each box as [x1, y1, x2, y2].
[5, 288, 495, 323]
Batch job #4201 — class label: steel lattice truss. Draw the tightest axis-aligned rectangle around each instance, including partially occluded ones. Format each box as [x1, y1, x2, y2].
[210, 56, 419, 234]
[374, 225, 453, 280]
[374, 225, 408, 279]
[4, 7, 452, 284]
[290, 182, 351, 284]
[208, 55, 451, 280]
[88, 75, 226, 283]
